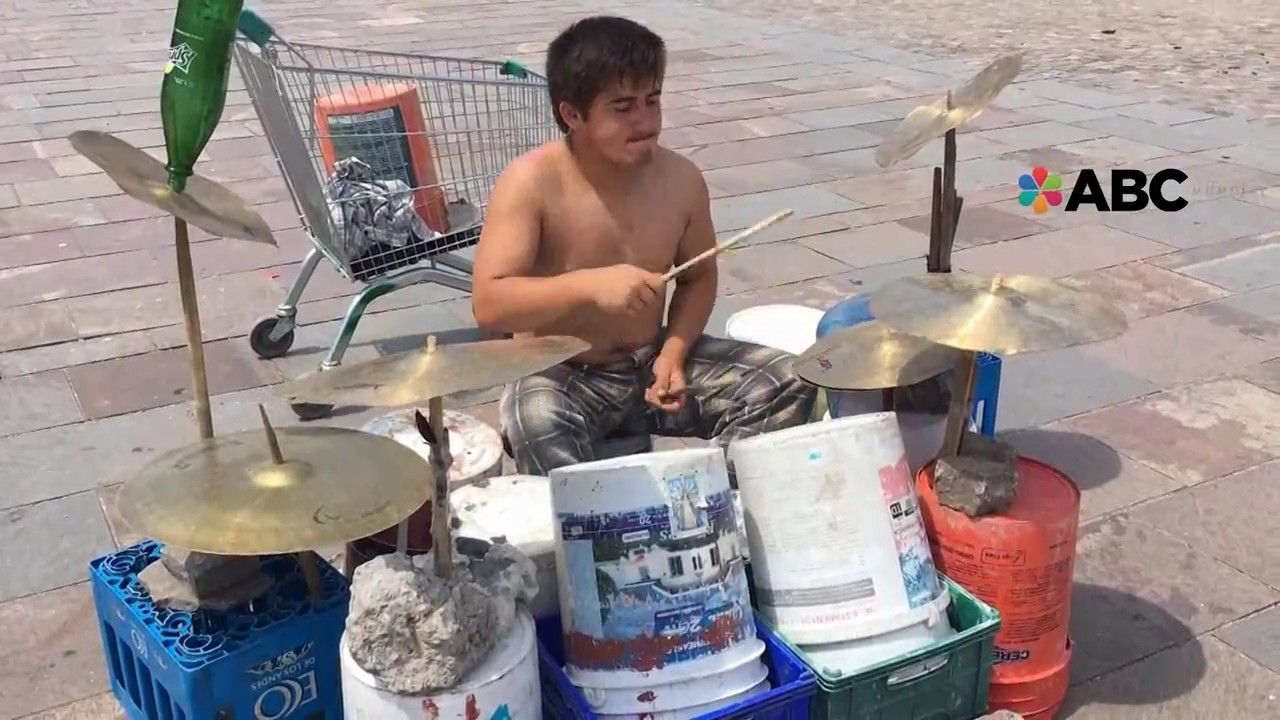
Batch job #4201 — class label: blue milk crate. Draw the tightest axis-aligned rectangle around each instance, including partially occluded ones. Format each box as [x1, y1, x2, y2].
[89, 540, 349, 720]
[972, 352, 1002, 437]
[536, 615, 817, 719]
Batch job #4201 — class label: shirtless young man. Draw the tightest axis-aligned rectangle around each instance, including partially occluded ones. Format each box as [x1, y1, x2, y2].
[471, 15, 818, 477]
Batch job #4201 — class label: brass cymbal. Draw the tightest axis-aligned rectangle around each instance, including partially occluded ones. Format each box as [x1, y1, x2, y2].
[275, 334, 591, 407]
[118, 426, 431, 555]
[69, 130, 275, 244]
[875, 52, 1025, 168]
[868, 272, 1128, 355]
[794, 321, 963, 390]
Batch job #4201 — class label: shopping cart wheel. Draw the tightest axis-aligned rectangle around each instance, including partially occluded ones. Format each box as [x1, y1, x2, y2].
[250, 316, 296, 359]
[291, 402, 333, 421]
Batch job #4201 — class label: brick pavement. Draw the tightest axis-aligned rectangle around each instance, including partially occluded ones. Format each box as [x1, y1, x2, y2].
[1, 0, 1279, 717]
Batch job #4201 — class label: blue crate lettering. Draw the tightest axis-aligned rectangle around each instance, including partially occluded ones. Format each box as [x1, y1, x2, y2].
[536, 615, 817, 719]
[89, 540, 349, 720]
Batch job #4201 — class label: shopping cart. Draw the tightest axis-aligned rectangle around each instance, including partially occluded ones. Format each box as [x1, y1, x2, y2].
[232, 8, 560, 419]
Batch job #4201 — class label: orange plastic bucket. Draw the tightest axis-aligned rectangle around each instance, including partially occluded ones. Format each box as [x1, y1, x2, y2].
[988, 638, 1073, 719]
[915, 457, 1080, 685]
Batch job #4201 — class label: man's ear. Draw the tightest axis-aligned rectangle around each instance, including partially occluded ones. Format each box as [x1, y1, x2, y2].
[558, 100, 585, 130]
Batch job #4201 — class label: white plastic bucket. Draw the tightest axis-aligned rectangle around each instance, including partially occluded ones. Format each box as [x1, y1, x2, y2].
[340, 610, 541, 719]
[578, 640, 765, 715]
[549, 448, 764, 706]
[361, 408, 504, 489]
[452, 475, 559, 619]
[724, 304, 825, 356]
[598, 679, 772, 720]
[801, 596, 956, 675]
[727, 413, 949, 646]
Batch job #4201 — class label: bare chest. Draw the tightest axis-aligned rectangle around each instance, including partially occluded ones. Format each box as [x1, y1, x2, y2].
[538, 189, 688, 274]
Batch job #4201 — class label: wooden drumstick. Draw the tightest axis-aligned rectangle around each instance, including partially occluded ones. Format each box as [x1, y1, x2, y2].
[661, 209, 795, 283]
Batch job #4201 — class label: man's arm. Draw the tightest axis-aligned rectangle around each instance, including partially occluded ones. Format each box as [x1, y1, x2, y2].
[660, 166, 718, 363]
[471, 158, 596, 333]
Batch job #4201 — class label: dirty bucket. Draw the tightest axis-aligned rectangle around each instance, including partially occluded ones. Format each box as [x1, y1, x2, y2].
[724, 304, 825, 356]
[988, 638, 1073, 719]
[598, 679, 772, 719]
[727, 412, 950, 649]
[452, 475, 559, 620]
[549, 447, 764, 715]
[800, 607, 955, 675]
[339, 609, 541, 719]
[356, 408, 504, 554]
[916, 457, 1080, 686]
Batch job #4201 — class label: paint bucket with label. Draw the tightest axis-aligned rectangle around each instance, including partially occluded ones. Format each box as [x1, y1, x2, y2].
[727, 413, 952, 656]
[339, 609, 541, 719]
[452, 475, 559, 620]
[915, 456, 1080, 716]
[348, 408, 504, 570]
[550, 447, 765, 715]
[724, 304, 826, 356]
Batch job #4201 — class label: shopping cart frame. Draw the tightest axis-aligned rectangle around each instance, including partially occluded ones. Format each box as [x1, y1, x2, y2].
[231, 9, 558, 419]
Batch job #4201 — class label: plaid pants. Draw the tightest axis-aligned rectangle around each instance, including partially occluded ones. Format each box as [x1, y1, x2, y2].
[499, 333, 819, 477]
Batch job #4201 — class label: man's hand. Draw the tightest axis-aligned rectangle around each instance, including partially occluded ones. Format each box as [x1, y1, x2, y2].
[646, 352, 688, 413]
[588, 264, 665, 316]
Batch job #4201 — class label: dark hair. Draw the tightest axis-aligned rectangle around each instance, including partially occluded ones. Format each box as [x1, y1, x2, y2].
[545, 16, 666, 133]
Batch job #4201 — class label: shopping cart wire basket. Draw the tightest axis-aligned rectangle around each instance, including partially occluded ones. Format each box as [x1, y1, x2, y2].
[232, 8, 560, 419]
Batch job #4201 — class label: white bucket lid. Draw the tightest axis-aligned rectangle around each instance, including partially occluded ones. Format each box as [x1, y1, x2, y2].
[360, 408, 504, 488]
[451, 475, 554, 554]
[724, 304, 825, 355]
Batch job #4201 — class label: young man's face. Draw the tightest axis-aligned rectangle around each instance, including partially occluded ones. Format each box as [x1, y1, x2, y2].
[568, 79, 663, 166]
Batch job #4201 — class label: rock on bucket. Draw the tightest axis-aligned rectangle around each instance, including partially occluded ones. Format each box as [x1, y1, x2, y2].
[549, 448, 762, 693]
[728, 413, 950, 647]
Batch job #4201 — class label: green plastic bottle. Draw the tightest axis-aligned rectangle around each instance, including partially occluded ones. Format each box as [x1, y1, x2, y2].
[161, 0, 245, 192]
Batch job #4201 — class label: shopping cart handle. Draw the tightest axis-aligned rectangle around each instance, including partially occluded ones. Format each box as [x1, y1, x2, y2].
[237, 6, 275, 47]
[499, 60, 530, 79]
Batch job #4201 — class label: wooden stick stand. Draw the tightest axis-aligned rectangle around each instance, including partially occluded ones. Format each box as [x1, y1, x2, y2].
[928, 91, 973, 456]
[928, 93, 965, 274]
[391, 336, 455, 581]
[174, 216, 214, 440]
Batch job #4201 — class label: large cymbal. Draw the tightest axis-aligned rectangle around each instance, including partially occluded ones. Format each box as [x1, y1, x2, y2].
[275, 334, 591, 407]
[875, 52, 1025, 168]
[69, 130, 275, 244]
[868, 273, 1128, 355]
[118, 426, 430, 555]
[795, 321, 963, 390]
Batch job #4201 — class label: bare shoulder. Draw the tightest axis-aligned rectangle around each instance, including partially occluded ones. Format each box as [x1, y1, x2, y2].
[656, 146, 707, 194]
[493, 141, 563, 201]
[654, 147, 710, 228]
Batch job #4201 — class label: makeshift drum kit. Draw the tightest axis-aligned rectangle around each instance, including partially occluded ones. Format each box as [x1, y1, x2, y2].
[79, 49, 1126, 630]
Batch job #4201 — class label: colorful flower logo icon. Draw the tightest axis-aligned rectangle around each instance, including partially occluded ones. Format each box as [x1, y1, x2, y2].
[1018, 166, 1063, 214]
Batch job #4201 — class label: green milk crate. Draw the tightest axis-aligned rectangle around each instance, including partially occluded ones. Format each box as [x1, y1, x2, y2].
[765, 578, 1001, 720]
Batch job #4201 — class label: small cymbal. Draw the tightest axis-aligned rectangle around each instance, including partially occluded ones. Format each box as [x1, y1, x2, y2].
[868, 272, 1127, 355]
[275, 334, 591, 407]
[118, 426, 430, 555]
[69, 130, 275, 244]
[794, 321, 963, 390]
[875, 52, 1025, 168]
